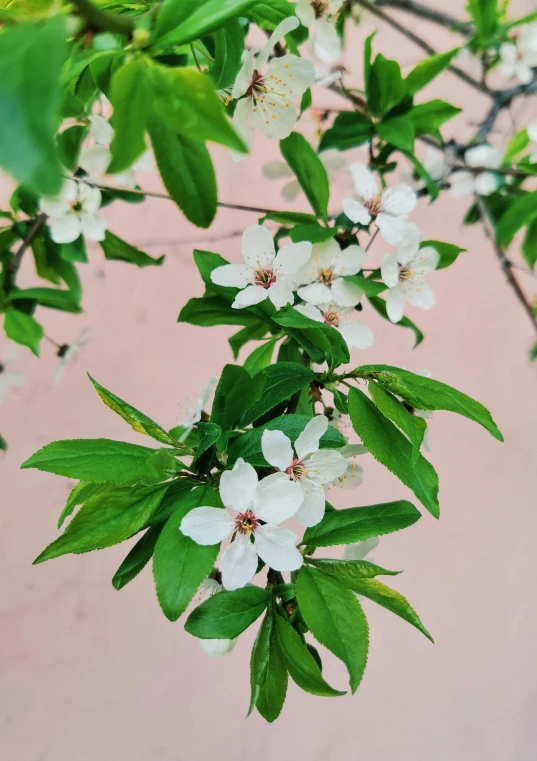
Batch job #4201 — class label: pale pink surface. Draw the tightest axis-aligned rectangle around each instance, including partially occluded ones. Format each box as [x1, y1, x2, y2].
[1, 4, 537, 760]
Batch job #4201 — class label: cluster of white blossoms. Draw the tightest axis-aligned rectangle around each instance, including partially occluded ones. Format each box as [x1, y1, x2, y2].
[181, 415, 357, 590]
[450, 143, 503, 198]
[499, 23, 537, 84]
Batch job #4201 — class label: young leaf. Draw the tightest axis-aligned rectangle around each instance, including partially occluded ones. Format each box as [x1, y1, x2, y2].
[34, 485, 167, 563]
[404, 48, 460, 95]
[280, 133, 330, 222]
[422, 240, 465, 269]
[148, 114, 217, 228]
[274, 612, 346, 697]
[249, 611, 288, 722]
[301, 500, 421, 548]
[108, 56, 152, 175]
[210, 19, 244, 90]
[308, 557, 400, 580]
[376, 117, 415, 154]
[157, 0, 259, 45]
[153, 486, 222, 621]
[3, 308, 43, 356]
[112, 524, 163, 590]
[99, 231, 165, 267]
[211, 364, 264, 436]
[368, 54, 405, 118]
[58, 481, 112, 528]
[348, 388, 440, 518]
[21, 439, 165, 483]
[179, 296, 261, 327]
[368, 382, 426, 463]
[357, 365, 503, 441]
[496, 191, 537, 246]
[88, 374, 180, 447]
[243, 337, 279, 374]
[296, 566, 369, 693]
[10, 287, 81, 313]
[522, 217, 537, 269]
[319, 111, 373, 152]
[408, 100, 462, 135]
[192, 422, 221, 464]
[240, 362, 315, 426]
[272, 305, 350, 367]
[185, 586, 270, 638]
[341, 577, 433, 643]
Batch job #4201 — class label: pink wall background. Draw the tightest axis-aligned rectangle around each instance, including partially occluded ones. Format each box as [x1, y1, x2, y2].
[1, 2, 536, 759]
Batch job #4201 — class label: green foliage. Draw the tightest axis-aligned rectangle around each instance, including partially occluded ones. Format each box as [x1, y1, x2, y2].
[280, 132, 330, 222]
[272, 306, 350, 367]
[496, 191, 537, 247]
[240, 362, 315, 425]
[249, 612, 288, 722]
[112, 525, 163, 590]
[185, 586, 270, 638]
[108, 56, 152, 174]
[156, 0, 259, 45]
[3, 308, 43, 356]
[99, 232, 165, 267]
[319, 112, 373, 152]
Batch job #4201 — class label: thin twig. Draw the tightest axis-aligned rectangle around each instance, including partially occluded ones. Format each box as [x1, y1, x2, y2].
[374, 0, 473, 35]
[365, 227, 380, 252]
[476, 196, 537, 334]
[6, 214, 47, 289]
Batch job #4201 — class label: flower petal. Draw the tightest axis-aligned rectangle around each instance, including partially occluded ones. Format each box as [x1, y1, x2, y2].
[295, 415, 328, 460]
[211, 263, 253, 288]
[257, 17, 300, 70]
[49, 214, 82, 244]
[297, 281, 333, 305]
[407, 281, 435, 310]
[268, 277, 294, 308]
[465, 144, 502, 170]
[411, 245, 440, 276]
[242, 224, 275, 269]
[338, 319, 374, 350]
[274, 241, 312, 275]
[528, 119, 537, 142]
[450, 170, 474, 197]
[336, 244, 366, 276]
[304, 449, 349, 484]
[232, 50, 256, 99]
[232, 285, 268, 308]
[336, 461, 364, 489]
[262, 160, 293, 180]
[313, 19, 342, 64]
[220, 535, 259, 590]
[294, 302, 324, 322]
[180, 506, 233, 545]
[376, 213, 407, 245]
[88, 114, 114, 145]
[295, 0, 315, 27]
[253, 93, 298, 140]
[381, 253, 400, 288]
[254, 524, 303, 571]
[342, 198, 371, 225]
[386, 285, 407, 323]
[220, 457, 258, 513]
[199, 637, 238, 657]
[396, 223, 422, 264]
[232, 96, 256, 156]
[80, 213, 107, 241]
[381, 184, 417, 216]
[474, 171, 498, 196]
[350, 163, 378, 200]
[343, 536, 379, 560]
[267, 54, 315, 94]
[295, 480, 325, 527]
[261, 429, 294, 471]
[79, 144, 111, 175]
[255, 472, 304, 524]
[330, 277, 363, 307]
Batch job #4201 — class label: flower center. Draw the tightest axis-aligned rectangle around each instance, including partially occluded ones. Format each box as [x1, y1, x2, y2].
[285, 457, 308, 480]
[70, 201, 83, 214]
[234, 510, 259, 535]
[398, 265, 414, 282]
[247, 71, 266, 98]
[365, 194, 382, 215]
[312, 0, 329, 18]
[319, 267, 334, 284]
[254, 267, 276, 288]
[323, 309, 340, 327]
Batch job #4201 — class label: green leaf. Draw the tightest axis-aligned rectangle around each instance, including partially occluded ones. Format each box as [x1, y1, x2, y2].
[289, 224, 335, 244]
[179, 296, 260, 327]
[210, 19, 244, 90]
[193, 249, 238, 301]
[211, 364, 264, 436]
[422, 240, 465, 269]
[243, 337, 278, 374]
[146, 479, 195, 527]
[346, 274, 386, 297]
[343, 577, 433, 642]
[0, 433, 6, 453]
[522, 217, 537, 269]
[404, 152, 440, 200]
[296, 566, 368, 693]
[57, 125, 88, 171]
[503, 129, 530, 164]
[0, 16, 67, 196]
[112, 525, 163, 590]
[21, 439, 166, 484]
[88, 374, 180, 446]
[262, 210, 318, 226]
[185, 586, 270, 638]
[367, 295, 423, 347]
[250, 613, 288, 722]
[153, 486, 222, 621]
[308, 557, 400, 580]
[319, 111, 373, 152]
[272, 305, 350, 366]
[368, 54, 405, 118]
[240, 362, 315, 426]
[157, 0, 259, 45]
[280, 133, 330, 222]
[228, 414, 346, 467]
[99, 231, 165, 267]
[357, 365, 504, 442]
[151, 65, 246, 153]
[59, 236, 87, 264]
[57, 481, 111, 528]
[247, 0, 296, 29]
[404, 48, 460, 95]
[34, 485, 167, 563]
[302, 500, 421, 548]
[10, 287, 81, 313]
[377, 117, 415, 153]
[496, 191, 537, 247]
[3, 308, 43, 356]
[466, 0, 500, 45]
[149, 114, 217, 228]
[192, 422, 221, 464]
[408, 100, 462, 135]
[348, 387, 440, 517]
[368, 382, 426, 463]
[108, 57, 152, 175]
[229, 323, 269, 358]
[274, 612, 346, 697]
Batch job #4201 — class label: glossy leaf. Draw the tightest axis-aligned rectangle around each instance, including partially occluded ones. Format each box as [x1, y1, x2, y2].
[280, 132, 330, 222]
[185, 586, 270, 638]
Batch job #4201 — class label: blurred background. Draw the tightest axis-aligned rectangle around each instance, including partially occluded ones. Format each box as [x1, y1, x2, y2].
[1, 1, 537, 759]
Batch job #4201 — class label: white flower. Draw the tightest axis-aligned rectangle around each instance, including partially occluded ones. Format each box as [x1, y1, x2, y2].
[450, 144, 502, 197]
[343, 535, 379, 561]
[527, 119, 537, 163]
[40, 179, 107, 244]
[380, 224, 439, 323]
[499, 25, 537, 84]
[342, 163, 417, 245]
[181, 458, 304, 590]
[231, 17, 315, 149]
[294, 0, 344, 64]
[177, 377, 218, 442]
[295, 301, 374, 350]
[261, 415, 349, 527]
[333, 443, 367, 489]
[211, 225, 312, 309]
[401, 147, 450, 190]
[55, 326, 90, 383]
[262, 148, 345, 202]
[293, 238, 365, 307]
[196, 578, 238, 657]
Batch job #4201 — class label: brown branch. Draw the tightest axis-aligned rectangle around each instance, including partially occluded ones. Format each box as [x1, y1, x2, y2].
[374, 0, 473, 35]
[70, 0, 135, 35]
[6, 214, 47, 290]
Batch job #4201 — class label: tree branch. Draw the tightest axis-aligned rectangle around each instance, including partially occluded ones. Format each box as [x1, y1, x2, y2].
[6, 214, 47, 290]
[374, 0, 473, 35]
[70, 0, 135, 35]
